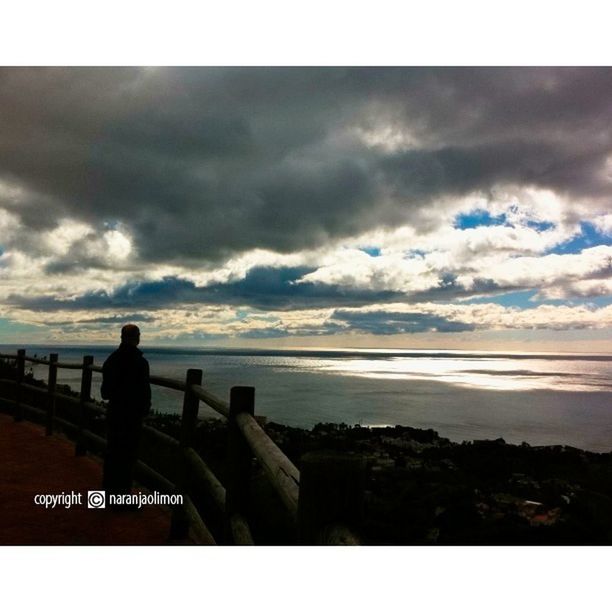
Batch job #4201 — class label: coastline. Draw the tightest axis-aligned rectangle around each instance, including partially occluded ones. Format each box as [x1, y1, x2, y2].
[150, 412, 612, 544]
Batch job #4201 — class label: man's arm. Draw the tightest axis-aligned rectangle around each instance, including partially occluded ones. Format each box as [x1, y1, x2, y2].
[140, 358, 152, 417]
[100, 358, 114, 401]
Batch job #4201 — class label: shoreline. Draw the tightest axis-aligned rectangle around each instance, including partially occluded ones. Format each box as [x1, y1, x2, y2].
[148, 412, 612, 544]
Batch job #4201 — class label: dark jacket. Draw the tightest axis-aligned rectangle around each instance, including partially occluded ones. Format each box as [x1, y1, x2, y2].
[101, 344, 151, 418]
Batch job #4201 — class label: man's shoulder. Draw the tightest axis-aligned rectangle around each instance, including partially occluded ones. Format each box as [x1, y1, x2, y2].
[103, 348, 121, 366]
[132, 347, 147, 361]
[103, 345, 148, 368]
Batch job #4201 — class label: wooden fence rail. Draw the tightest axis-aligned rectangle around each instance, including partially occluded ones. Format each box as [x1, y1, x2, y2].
[0, 349, 363, 545]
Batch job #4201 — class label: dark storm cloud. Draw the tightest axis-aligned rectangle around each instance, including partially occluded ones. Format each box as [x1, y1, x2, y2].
[237, 328, 291, 339]
[329, 310, 475, 334]
[1, 67, 612, 264]
[6, 267, 405, 311]
[5, 265, 526, 314]
[71, 314, 156, 325]
[21, 315, 155, 330]
[381, 140, 608, 201]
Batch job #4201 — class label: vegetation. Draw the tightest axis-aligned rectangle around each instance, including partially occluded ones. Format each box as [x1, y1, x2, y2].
[145, 413, 612, 544]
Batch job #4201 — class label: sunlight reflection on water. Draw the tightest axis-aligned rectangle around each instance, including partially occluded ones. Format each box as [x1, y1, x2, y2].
[310, 357, 612, 392]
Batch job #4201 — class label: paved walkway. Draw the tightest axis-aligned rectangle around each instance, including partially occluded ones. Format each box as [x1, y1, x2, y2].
[0, 413, 188, 545]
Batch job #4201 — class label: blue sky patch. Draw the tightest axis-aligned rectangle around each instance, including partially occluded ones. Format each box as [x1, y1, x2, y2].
[465, 290, 612, 309]
[587, 295, 612, 307]
[454, 209, 507, 230]
[547, 222, 612, 255]
[0, 318, 41, 334]
[525, 219, 555, 232]
[360, 247, 381, 257]
[454, 209, 556, 233]
[463, 290, 538, 308]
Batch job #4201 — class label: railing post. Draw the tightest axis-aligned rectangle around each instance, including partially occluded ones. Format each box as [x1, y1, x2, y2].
[13, 349, 26, 422]
[179, 369, 203, 448]
[45, 353, 58, 436]
[225, 386, 255, 540]
[171, 368, 203, 540]
[75, 355, 93, 456]
[297, 451, 366, 545]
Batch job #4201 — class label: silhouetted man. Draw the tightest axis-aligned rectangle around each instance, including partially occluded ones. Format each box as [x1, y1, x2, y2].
[101, 324, 151, 500]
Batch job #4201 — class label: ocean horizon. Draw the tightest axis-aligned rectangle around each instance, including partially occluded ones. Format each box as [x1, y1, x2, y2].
[3, 343, 612, 453]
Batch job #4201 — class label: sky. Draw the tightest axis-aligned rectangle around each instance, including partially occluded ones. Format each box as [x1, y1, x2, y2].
[0, 67, 611, 351]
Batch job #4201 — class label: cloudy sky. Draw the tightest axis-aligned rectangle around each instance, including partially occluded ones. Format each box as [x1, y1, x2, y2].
[0, 67, 611, 350]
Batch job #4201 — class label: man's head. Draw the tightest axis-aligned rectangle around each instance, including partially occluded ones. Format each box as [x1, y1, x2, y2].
[121, 324, 141, 347]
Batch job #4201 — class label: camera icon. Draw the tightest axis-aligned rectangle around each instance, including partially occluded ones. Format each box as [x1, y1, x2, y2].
[87, 490, 106, 509]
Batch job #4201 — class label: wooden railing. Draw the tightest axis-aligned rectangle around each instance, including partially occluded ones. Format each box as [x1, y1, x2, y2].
[0, 349, 363, 545]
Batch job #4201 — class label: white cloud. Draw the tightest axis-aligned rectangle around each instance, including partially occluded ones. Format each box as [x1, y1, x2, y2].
[592, 213, 612, 235]
[103, 229, 132, 261]
[329, 301, 612, 332]
[297, 249, 440, 293]
[43, 220, 93, 256]
[457, 245, 612, 292]
[536, 279, 612, 300]
[0, 207, 20, 236]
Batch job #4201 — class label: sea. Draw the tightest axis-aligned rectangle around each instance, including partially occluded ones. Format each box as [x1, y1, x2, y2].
[2, 344, 612, 452]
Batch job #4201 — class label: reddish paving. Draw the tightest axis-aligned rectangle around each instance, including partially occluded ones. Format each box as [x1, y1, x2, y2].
[0, 413, 187, 545]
